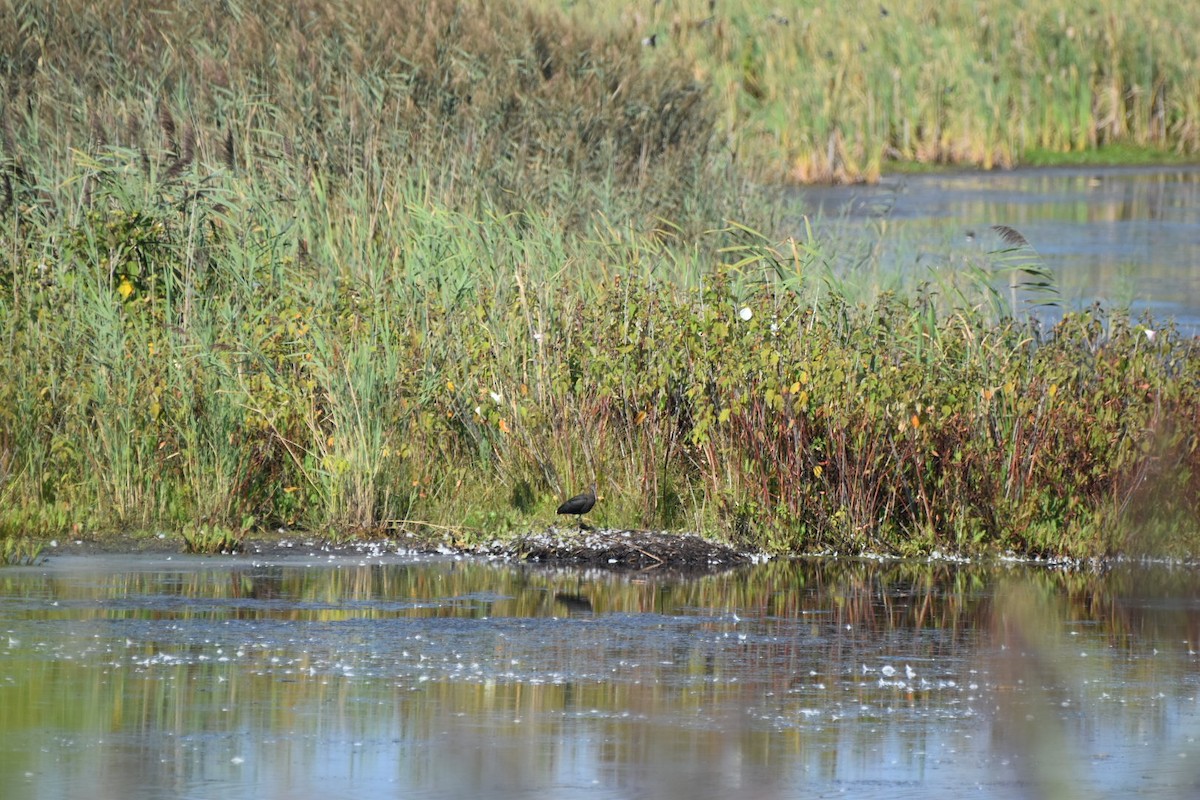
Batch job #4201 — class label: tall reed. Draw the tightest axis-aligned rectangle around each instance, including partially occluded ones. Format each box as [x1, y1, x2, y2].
[544, 0, 1200, 181]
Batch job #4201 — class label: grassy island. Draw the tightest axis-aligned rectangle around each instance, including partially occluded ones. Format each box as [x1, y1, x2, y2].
[1, 0, 1198, 561]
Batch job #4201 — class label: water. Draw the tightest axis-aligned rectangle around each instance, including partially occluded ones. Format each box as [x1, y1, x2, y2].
[2, 554, 1200, 799]
[795, 166, 1200, 332]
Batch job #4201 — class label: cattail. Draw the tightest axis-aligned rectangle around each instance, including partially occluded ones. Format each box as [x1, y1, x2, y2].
[89, 107, 108, 150]
[0, 172, 12, 216]
[158, 99, 178, 153]
[165, 123, 196, 179]
[0, 106, 14, 159]
[181, 123, 196, 163]
[221, 125, 236, 171]
[534, 34, 553, 81]
[125, 112, 141, 148]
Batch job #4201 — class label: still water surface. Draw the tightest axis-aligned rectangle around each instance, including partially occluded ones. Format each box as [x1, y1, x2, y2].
[796, 166, 1200, 332]
[2, 554, 1199, 799]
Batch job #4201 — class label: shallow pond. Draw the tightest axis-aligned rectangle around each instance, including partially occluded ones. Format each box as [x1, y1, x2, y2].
[795, 166, 1200, 332]
[2, 554, 1199, 799]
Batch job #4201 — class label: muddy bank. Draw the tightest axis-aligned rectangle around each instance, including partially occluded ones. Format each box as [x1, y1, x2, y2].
[473, 527, 752, 570]
[41, 527, 752, 571]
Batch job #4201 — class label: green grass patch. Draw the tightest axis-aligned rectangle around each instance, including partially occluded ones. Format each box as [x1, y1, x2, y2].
[1021, 143, 1200, 168]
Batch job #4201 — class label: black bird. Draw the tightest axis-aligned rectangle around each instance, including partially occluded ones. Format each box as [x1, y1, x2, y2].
[557, 482, 597, 527]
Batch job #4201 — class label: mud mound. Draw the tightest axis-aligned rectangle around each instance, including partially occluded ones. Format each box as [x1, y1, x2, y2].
[485, 527, 750, 570]
[43, 526, 751, 572]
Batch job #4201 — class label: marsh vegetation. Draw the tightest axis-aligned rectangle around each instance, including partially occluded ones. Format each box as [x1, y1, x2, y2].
[544, 0, 1200, 181]
[1, 0, 1198, 559]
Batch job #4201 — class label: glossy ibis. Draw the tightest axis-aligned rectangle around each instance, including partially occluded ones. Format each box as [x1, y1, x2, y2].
[557, 482, 597, 527]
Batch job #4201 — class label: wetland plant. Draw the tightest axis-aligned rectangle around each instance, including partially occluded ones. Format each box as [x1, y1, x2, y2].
[540, 0, 1200, 180]
[0, 537, 44, 567]
[0, 0, 1198, 558]
[180, 519, 253, 555]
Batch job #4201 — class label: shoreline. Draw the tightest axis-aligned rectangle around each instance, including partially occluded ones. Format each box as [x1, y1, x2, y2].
[35, 527, 753, 573]
[28, 528, 1200, 575]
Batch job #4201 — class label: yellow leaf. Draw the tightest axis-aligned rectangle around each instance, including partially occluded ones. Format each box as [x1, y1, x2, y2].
[446, 380, 455, 392]
[718, 408, 731, 424]
[634, 410, 648, 425]
[790, 381, 801, 394]
[1048, 384, 1058, 398]
[813, 464, 823, 478]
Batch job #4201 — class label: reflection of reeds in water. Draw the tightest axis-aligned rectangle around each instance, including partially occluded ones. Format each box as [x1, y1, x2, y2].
[988, 580, 1083, 799]
[988, 576, 1200, 797]
[5, 559, 1200, 793]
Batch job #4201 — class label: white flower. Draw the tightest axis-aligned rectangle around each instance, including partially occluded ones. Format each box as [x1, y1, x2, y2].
[738, 306, 752, 321]
[489, 392, 502, 404]
[1144, 329, 1156, 342]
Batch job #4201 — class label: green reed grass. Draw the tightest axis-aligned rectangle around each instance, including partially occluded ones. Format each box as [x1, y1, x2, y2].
[2, 154, 1198, 555]
[542, 0, 1200, 181]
